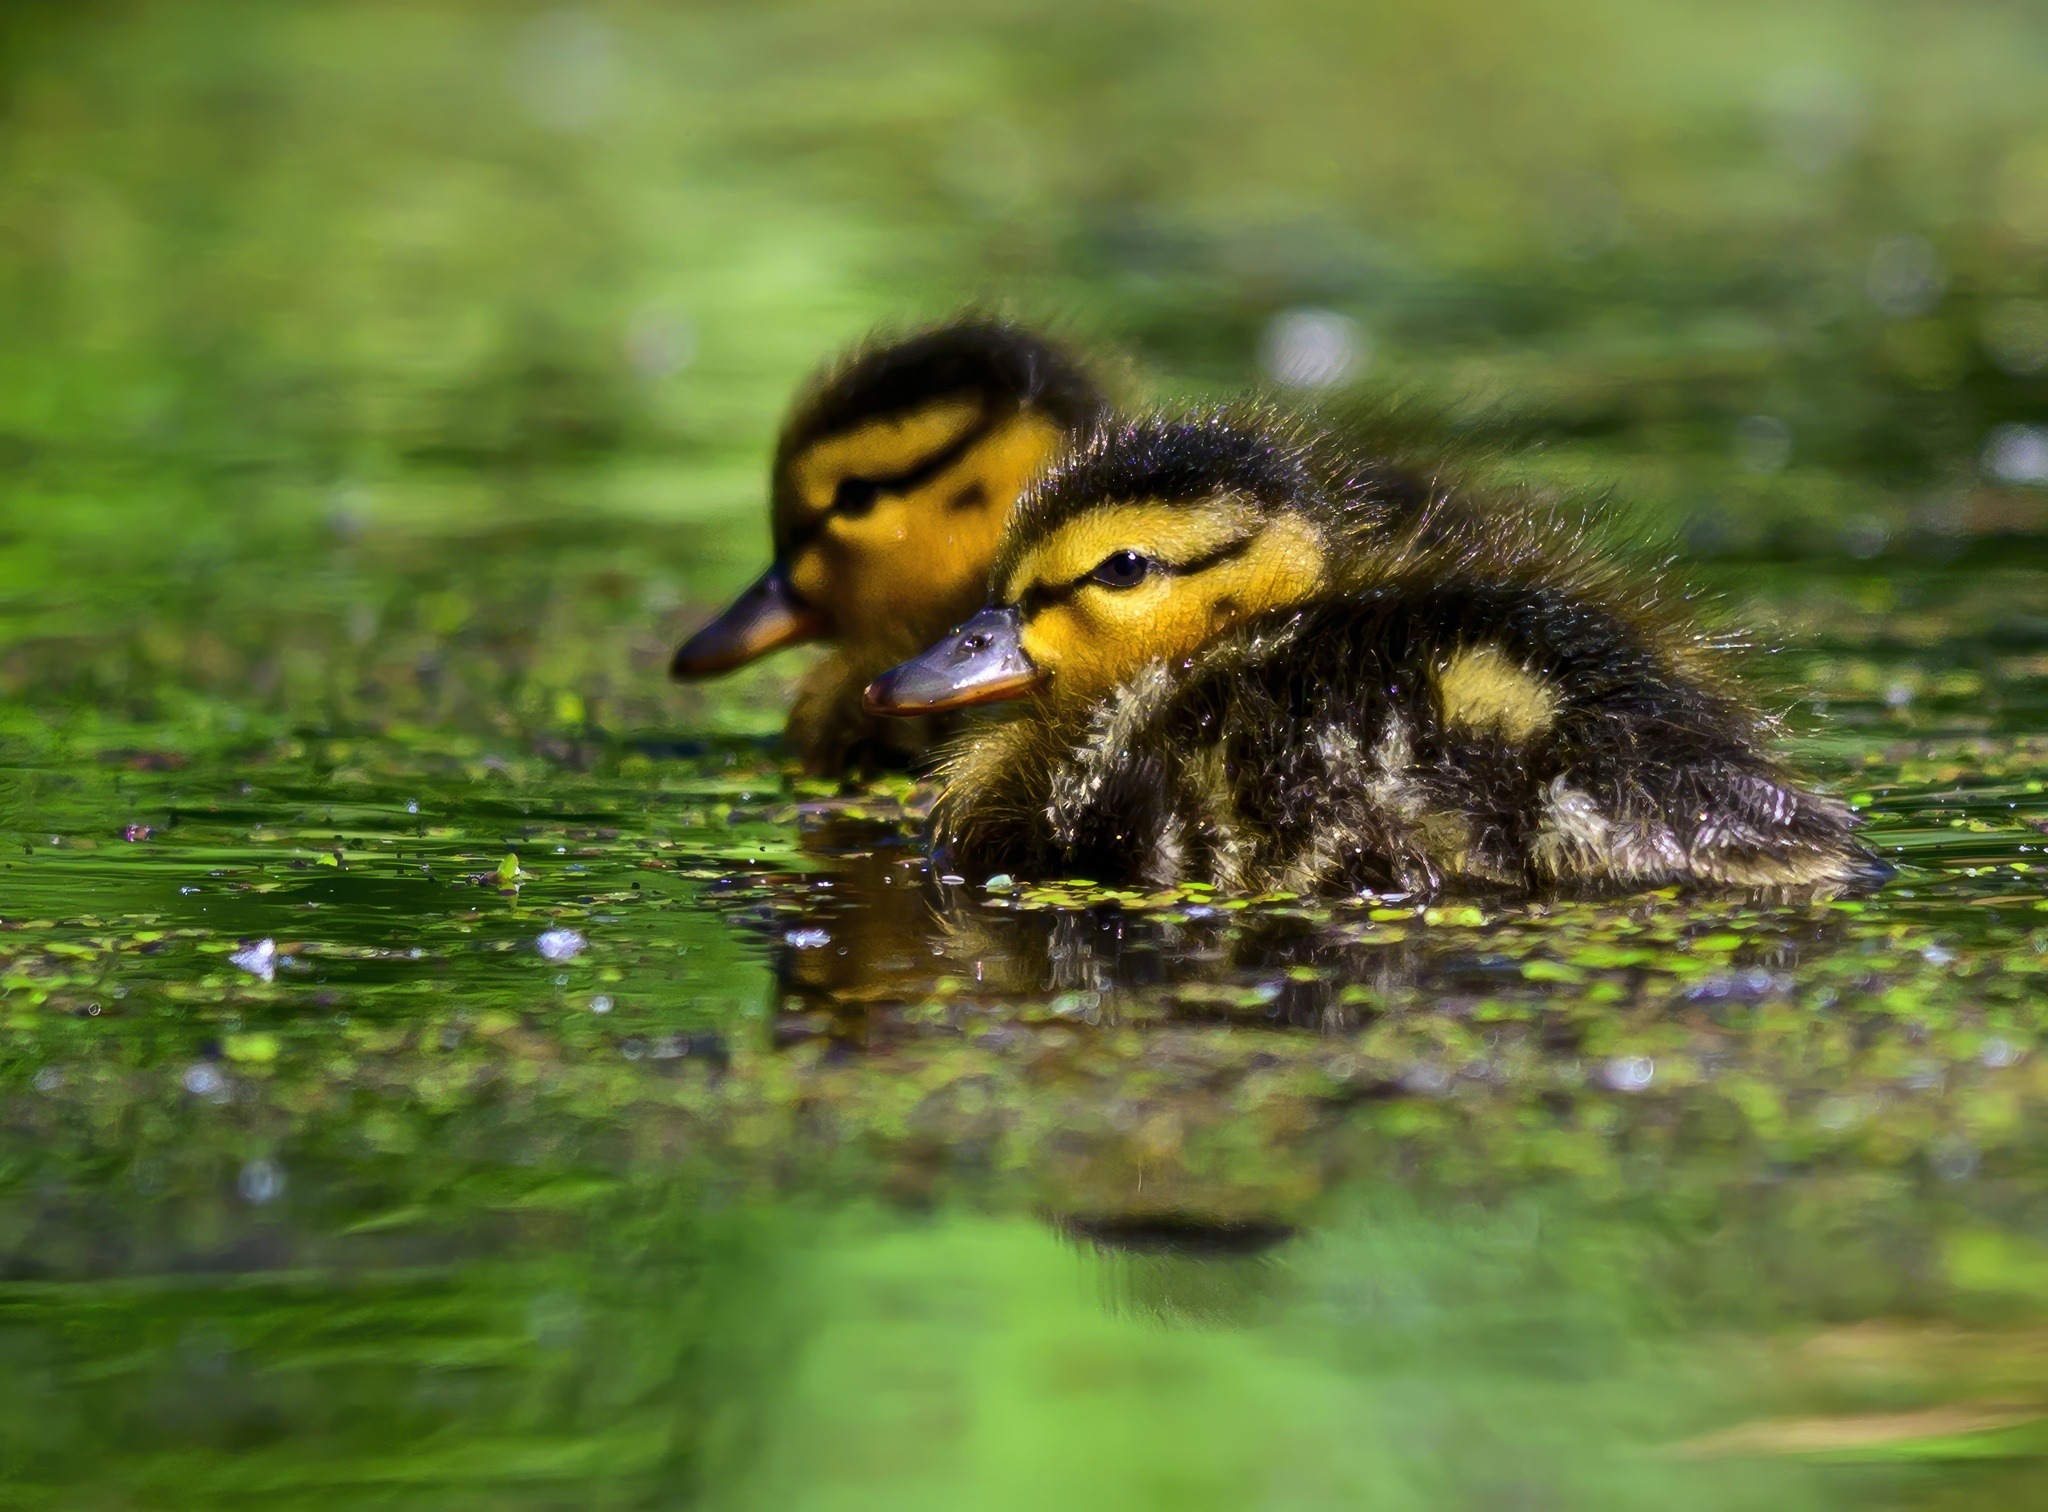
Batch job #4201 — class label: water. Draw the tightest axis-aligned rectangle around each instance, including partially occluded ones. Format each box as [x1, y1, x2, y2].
[3, 540, 2047, 1506]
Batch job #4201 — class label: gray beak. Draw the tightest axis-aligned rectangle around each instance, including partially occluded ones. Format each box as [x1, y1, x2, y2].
[864, 607, 1043, 716]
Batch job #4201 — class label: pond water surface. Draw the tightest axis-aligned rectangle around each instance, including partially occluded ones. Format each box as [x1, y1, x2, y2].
[5, 541, 2048, 1509]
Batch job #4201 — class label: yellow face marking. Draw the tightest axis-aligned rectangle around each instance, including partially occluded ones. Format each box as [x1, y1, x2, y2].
[781, 408, 1069, 658]
[1434, 646, 1560, 743]
[999, 500, 1263, 606]
[1008, 499, 1327, 706]
[786, 397, 984, 514]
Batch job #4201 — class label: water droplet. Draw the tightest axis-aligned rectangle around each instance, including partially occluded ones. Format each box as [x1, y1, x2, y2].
[1402, 1064, 1453, 1096]
[1931, 1139, 1980, 1182]
[1984, 424, 2048, 487]
[1603, 1056, 1656, 1092]
[229, 939, 278, 982]
[536, 928, 587, 962]
[238, 1158, 285, 1205]
[1049, 990, 1101, 1019]
[182, 1063, 228, 1100]
[1259, 308, 1367, 389]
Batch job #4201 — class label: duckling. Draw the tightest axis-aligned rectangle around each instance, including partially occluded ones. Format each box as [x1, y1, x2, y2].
[864, 411, 1889, 895]
[669, 320, 1109, 775]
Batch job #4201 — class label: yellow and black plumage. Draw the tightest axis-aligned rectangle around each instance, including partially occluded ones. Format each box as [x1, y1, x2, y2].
[865, 410, 1889, 895]
[670, 320, 1108, 774]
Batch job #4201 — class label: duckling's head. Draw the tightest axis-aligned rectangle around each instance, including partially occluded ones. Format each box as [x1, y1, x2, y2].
[671, 321, 1107, 680]
[866, 412, 1345, 716]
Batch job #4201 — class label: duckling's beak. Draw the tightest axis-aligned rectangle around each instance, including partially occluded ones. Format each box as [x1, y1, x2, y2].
[863, 607, 1043, 716]
[670, 564, 828, 678]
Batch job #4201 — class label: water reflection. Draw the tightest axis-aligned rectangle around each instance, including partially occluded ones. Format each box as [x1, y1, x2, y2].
[745, 807, 1899, 1077]
[4, 563, 2048, 1504]
[715, 804, 1986, 1241]
[756, 815, 1469, 1036]
[1057, 1211, 1297, 1259]
[706, 1199, 2048, 1511]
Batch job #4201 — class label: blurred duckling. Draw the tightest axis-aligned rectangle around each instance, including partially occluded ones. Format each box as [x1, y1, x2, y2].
[670, 320, 1108, 774]
[865, 411, 1888, 895]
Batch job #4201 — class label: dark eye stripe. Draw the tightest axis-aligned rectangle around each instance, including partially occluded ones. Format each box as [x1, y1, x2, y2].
[832, 476, 882, 517]
[778, 401, 1004, 555]
[1013, 533, 1258, 620]
[847, 407, 1000, 498]
[1160, 534, 1256, 578]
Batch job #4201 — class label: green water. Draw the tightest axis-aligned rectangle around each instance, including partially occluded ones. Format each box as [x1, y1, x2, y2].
[6, 1, 2048, 1506]
[7, 553, 2048, 1510]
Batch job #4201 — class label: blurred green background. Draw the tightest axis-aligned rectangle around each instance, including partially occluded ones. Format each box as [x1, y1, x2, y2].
[2, 0, 2045, 745]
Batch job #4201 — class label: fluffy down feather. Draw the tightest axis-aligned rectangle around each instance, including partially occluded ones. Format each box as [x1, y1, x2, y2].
[931, 411, 1887, 895]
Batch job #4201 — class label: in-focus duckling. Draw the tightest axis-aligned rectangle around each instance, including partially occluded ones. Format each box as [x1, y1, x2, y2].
[670, 320, 1108, 774]
[865, 412, 1889, 895]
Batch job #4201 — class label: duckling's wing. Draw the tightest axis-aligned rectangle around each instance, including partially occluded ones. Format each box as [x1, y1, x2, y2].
[1275, 584, 1880, 892]
[1165, 588, 1882, 895]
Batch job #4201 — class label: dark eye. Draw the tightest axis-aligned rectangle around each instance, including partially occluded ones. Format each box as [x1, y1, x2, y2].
[832, 477, 881, 517]
[1089, 550, 1153, 589]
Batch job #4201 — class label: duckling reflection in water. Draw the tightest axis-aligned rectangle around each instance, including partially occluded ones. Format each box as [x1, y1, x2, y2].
[762, 830, 1436, 1042]
[867, 411, 1891, 896]
[670, 320, 1109, 775]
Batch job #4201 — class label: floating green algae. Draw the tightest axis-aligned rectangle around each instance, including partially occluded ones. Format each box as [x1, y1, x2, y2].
[6, 561, 2048, 1504]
